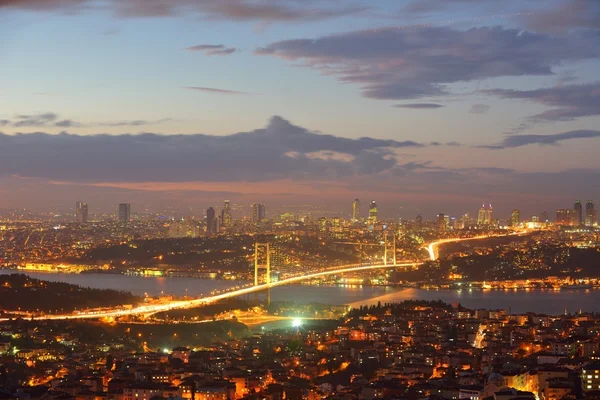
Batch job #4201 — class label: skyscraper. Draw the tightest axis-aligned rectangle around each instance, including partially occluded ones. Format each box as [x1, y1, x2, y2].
[368, 201, 377, 225]
[221, 200, 232, 227]
[511, 209, 520, 227]
[478, 204, 486, 226]
[252, 203, 265, 223]
[206, 207, 216, 235]
[118, 203, 131, 223]
[585, 201, 597, 227]
[574, 200, 583, 226]
[437, 213, 446, 233]
[352, 199, 361, 222]
[477, 203, 492, 226]
[76, 201, 88, 224]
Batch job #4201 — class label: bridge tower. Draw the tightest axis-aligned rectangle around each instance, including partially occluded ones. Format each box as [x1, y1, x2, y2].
[383, 231, 396, 266]
[254, 242, 271, 307]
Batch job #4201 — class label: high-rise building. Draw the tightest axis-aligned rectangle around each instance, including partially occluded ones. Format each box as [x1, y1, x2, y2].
[221, 200, 232, 227]
[574, 200, 583, 226]
[368, 201, 377, 225]
[352, 199, 361, 222]
[478, 204, 486, 226]
[556, 209, 574, 225]
[206, 207, 216, 235]
[76, 201, 88, 224]
[585, 201, 597, 227]
[118, 203, 131, 223]
[252, 203, 265, 223]
[511, 209, 520, 227]
[478, 203, 492, 226]
[437, 213, 446, 233]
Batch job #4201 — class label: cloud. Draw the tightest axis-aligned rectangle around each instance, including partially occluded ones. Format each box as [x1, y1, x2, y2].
[470, 104, 490, 114]
[484, 82, 600, 121]
[0, 116, 425, 183]
[481, 129, 600, 149]
[403, 0, 492, 14]
[525, 0, 600, 33]
[186, 44, 237, 56]
[0, 0, 368, 22]
[1, 113, 172, 128]
[256, 26, 600, 100]
[12, 113, 59, 127]
[184, 86, 250, 95]
[394, 103, 444, 109]
[98, 118, 173, 127]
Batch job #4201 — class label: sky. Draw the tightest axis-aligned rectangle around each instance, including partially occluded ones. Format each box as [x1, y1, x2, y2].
[1, 0, 599, 219]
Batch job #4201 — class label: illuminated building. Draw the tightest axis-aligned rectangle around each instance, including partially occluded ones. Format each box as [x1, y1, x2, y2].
[221, 200, 232, 227]
[352, 198, 361, 222]
[118, 203, 131, 223]
[582, 362, 600, 392]
[478, 203, 493, 226]
[437, 213, 446, 233]
[252, 203, 265, 223]
[318, 217, 328, 232]
[556, 209, 574, 225]
[76, 201, 88, 223]
[574, 200, 583, 226]
[585, 201, 597, 227]
[511, 209, 520, 227]
[368, 201, 377, 225]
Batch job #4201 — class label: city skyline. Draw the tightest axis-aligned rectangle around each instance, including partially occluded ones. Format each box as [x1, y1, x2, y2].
[1, 0, 600, 216]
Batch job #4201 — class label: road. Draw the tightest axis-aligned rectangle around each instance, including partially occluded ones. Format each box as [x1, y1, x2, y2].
[425, 231, 528, 261]
[3, 232, 526, 321]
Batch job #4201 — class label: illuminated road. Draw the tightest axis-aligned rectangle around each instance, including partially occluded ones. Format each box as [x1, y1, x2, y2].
[425, 231, 528, 261]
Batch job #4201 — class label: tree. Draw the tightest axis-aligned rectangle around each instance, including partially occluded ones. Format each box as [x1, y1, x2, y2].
[106, 354, 114, 371]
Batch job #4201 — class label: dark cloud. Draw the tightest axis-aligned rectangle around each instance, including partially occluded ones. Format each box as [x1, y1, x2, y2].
[525, 0, 600, 33]
[394, 103, 444, 109]
[481, 129, 600, 149]
[186, 44, 237, 56]
[484, 82, 600, 121]
[0, 116, 424, 183]
[446, 141, 461, 146]
[184, 86, 250, 95]
[470, 104, 490, 114]
[0, 0, 368, 22]
[256, 26, 600, 100]
[0, 120, 10, 126]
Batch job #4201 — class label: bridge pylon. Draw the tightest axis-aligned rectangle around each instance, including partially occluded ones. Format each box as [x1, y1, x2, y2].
[254, 242, 271, 307]
[383, 231, 396, 266]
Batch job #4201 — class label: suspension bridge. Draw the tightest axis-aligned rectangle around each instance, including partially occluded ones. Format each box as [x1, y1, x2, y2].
[2, 232, 521, 321]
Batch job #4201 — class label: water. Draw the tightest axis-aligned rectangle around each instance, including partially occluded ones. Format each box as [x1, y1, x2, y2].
[2, 270, 598, 315]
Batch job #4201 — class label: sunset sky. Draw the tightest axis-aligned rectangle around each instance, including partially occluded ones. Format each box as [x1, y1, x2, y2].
[1, 0, 599, 218]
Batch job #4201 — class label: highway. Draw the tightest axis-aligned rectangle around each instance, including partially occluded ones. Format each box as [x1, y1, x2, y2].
[425, 231, 528, 261]
[3, 232, 526, 321]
